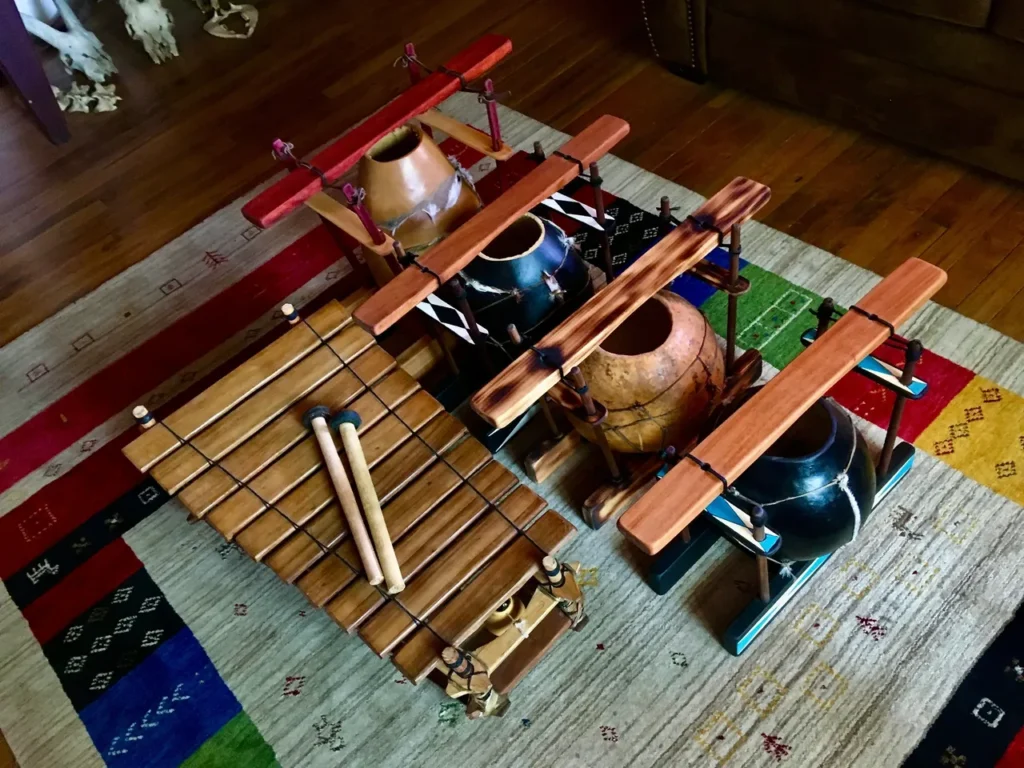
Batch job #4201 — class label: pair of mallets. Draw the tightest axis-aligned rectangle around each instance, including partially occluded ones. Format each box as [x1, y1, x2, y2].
[303, 405, 405, 594]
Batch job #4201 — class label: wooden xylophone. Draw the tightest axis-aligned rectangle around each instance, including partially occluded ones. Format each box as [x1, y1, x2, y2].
[121, 294, 585, 718]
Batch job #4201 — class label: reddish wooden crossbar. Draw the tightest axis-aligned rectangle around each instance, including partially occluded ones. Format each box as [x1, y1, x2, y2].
[242, 35, 513, 228]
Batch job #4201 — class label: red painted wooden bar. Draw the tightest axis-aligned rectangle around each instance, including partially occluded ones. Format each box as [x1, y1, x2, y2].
[242, 35, 513, 228]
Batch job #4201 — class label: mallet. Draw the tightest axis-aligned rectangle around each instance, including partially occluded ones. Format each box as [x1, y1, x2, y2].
[331, 410, 405, 593]
[303, 406, 383, 586]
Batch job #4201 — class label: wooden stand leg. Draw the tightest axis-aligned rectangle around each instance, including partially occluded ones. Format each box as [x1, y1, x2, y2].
[750, 505, 771, 603]
[482, 78, 502, 152]
[568, 366, 622, 484]
[0, 0, 69, 145]
[525, 429, 581, 484]
[659, 195, 673, 236]
[512, 321, 583, 483]
[581, 454, 662, 529]
[814, 297, 835, 339]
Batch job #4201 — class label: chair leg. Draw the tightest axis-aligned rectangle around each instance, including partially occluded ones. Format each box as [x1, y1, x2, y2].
[0, 0, 70, 144]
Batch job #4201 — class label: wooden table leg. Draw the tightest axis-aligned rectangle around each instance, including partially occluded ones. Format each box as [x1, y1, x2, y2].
[0, 0, 69, 144]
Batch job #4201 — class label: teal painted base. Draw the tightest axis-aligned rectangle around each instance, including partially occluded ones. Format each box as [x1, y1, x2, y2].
[647, 442, 918, 654]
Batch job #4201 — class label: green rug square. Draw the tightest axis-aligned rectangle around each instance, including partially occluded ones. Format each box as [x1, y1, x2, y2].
[702, 264, 827, 370]
[182, 712, 277, 768]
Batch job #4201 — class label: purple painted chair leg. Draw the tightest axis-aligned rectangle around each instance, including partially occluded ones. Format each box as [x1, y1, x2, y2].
[0, 0, 70, 144]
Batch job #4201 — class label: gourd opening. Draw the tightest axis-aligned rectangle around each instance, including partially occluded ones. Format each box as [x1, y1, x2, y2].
[599, 296, 673, 356]
[763, 399, 836, 462]
[368, 125, 422, 163]
[481, 214, 545, 261]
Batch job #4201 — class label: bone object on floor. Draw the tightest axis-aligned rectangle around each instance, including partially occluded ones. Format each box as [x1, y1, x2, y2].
[20, 0, 116, 83]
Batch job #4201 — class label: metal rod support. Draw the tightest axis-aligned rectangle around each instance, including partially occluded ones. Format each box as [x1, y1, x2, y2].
[447, 277, 495, 375]
[814, 298, 835, 339]
[725, 223, 741, 375]
[483, 78, 502, 151]
[877, 339, 922, 478]
[750, 505, 771, 603]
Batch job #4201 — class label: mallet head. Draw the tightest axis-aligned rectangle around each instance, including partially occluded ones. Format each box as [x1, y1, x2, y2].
[330, 409, 362, 431]
[302, 405, 332, 429]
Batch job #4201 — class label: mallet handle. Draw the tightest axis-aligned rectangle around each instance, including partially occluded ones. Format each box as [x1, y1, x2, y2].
[310, 418, 383, 586]
[337, 422, 406, 593]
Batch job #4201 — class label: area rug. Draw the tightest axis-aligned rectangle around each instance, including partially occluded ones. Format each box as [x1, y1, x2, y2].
[1, 93, 1022, 768]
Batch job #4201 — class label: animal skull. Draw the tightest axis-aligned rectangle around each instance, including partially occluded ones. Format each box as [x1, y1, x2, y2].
[20, 0, 117, 83]
[118, 0, 178, 64]
[195, 0, 258, 39]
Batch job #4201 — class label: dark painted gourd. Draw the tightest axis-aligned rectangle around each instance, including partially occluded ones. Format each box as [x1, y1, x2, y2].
[459, 213, 592, 345]
[731, 393, 876, 562]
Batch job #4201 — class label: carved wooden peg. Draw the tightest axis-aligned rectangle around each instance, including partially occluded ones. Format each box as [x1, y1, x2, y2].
[281, 303, 300, 325]
[540, 555, 585, 627]
[659, 195, 674, 236]
[442, 647, 491, 697]
[814, 297, 835, 339]
[132, 405, 156, 431]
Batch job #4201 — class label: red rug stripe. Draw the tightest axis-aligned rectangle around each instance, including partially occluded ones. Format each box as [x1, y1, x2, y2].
[999, 726, 1024, 768]
[0, 225, 342, 496]
[22, 538, 142, 645]
[0, 433, 141, 580]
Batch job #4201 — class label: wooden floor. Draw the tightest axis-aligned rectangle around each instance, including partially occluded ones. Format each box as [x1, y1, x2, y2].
[2, 0, 1023, 347]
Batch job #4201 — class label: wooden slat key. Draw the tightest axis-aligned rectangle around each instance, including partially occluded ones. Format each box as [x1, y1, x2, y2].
[618, 257, 947, 555]
[304, 193, 396, 256]
[470, 177, 772, 429]
[416, 110, 514, 161]
[242, 35, 513, 228]
[352, 114, 631, 337]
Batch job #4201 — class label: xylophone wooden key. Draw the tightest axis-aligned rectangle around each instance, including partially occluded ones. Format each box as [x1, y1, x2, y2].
[392, 511, 577, 683]
[356, 484, 547, 655]
[326, 459, 519, 633]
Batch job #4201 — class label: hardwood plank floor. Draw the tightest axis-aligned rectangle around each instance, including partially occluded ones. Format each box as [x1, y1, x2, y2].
[1, 0, 1022, 345]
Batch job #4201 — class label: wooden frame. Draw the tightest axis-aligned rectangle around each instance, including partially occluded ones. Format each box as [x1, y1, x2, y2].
[469, 177, 771, 429]
[242, 35, 513, 228]
[351, 114, 631, 336]
[618, 257, 947, 555]
[120, 297, 585, 719]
